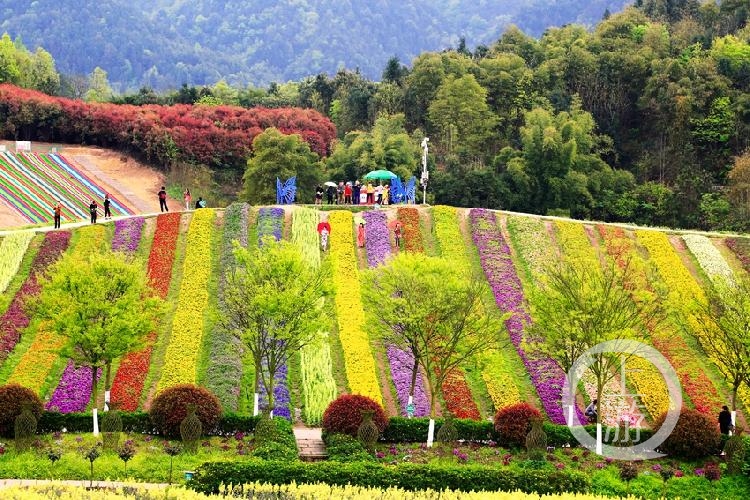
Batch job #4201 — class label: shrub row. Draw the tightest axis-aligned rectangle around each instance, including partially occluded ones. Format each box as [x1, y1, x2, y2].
[189, 460, 590, 495]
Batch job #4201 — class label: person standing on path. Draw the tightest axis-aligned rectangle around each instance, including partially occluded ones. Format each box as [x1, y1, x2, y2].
[158, 186, 169, 212]
[183, 188, 192, 211]
[394, 224, 402, 248]
[719, 405, 733, 435]
[89, 200, 98, 224]
[103, 193, 112, 220]
[357, 222, 366, 248]
[315, 185, 323, 205]
[353, 181, 361, 205]
[366, 183, 374, 204]
[195, 197, 207, 209]
[53, 202, 62, 229]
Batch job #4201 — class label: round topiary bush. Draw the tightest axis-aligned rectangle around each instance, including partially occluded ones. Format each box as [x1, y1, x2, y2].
[149, 385, 222, 437]
[654, 408, 721, 459]
[0, 384, 43, 438]
[494, 402, 542, 448]
[322, 395, 387, 437]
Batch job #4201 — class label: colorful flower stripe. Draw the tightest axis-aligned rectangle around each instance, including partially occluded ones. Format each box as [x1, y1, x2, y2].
[683, 234, 734, 285]
[257, 207, 284, 242]
[158, 209, 215, 391]
[329, 210, 383, 405]
[505, 215, 556, 281]
[0, 231, 70, 364]
[635, 229, 737, 413]
[293, 207, 337, 424]
[470, 209, 569, 424]
[726, 237, 750, 273]
[112, 217, 146, 254]
[111, 212, 182, 410]
[397, 207, 424, 253]
[363, 211, 391, 267]
[46, 216, 145, 413]
[433, 205, 515, 415]
[205, 203, 249, 412]
[253, 207, 292, 418]
[597, 225, 722, 417]
[385, 346, 430, 417]
[553, 221, 649, 423]
[362, 209, 431, 417]
[0, 152, 131, 224]
[0, 232, 35, 293]
[45, 362, 101, 413]
[7, 225, 106, 393]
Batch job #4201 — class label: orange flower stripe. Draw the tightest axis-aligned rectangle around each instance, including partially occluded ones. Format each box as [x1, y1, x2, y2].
[397, 207, 424, 253]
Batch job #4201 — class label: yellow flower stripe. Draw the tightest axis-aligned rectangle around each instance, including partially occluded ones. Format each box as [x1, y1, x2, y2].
[0, 231, 35, 293]
[292, 207, 337, 424]
[7, 225, 106, 393]
[505, 215, 555, 281]
[158, 209, 214, 391]
[434, 205, 520, 411]
[554, 221, 666, 421]
[635, 229, 749, 409]
[328, 210, 382, 405]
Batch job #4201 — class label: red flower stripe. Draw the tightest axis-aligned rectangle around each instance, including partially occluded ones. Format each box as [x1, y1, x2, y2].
[397, 207, 424, 253]
[0, 231, 71, 364]
[597, 225, 724, 415]
[110, 213, 181, 410]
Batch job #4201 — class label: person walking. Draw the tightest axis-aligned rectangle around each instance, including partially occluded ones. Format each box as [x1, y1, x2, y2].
[89, 200, 98, 224]
[357, 222, 366, 248]
[353, 181, 361, 205]
[103, 193, 112, 219]
[719, 405, 733, 435]
[315, 185, 324, 205]
[337, 182, 344, 205]
[158, 186, 169, 212]
[184, 188, 192, 211]
[375, 184, 383, 205]
[53, 202, 62, 229]
[383, 184, 390, 206]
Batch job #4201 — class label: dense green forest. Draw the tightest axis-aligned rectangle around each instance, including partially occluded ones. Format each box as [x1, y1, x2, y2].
[2, 1, 750, 231]
[2, 0, 627, 90]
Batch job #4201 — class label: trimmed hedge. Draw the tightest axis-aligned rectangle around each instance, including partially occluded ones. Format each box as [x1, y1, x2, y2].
[323, 433, 376, 462]
[37, 411, 260, 435]
[189, 460, 590, 495]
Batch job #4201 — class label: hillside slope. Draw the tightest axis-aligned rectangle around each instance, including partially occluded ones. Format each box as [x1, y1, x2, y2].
[0, 205, 746, 427]
[2, 0, 628, 89]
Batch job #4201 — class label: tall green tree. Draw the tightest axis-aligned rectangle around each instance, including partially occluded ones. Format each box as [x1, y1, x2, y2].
[32, 252, 162, 411]
[222, 240, 329, 416]
[84, 67, 114, 102]
[362, 253, 504, 446]
[242, 127, 322, 204]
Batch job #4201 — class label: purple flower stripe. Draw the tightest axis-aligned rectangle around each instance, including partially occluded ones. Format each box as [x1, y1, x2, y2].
[112, 217, 145, 253]
[258, 207, 284, 243]
[45, 362, 101, 413]
[363, 211, 391, 267]
[386, 345, 430, 417]
[469, 209, 580, 425]
[256, 207, 290, 418]
[259, 362, 291, 419]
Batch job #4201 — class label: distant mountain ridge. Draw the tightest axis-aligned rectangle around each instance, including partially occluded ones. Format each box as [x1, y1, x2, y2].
[1, 0, 628, 90]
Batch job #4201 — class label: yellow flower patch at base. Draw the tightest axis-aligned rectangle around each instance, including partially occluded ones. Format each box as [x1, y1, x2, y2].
[328, 211, 382, 405]
[7, 330, 66, 392]
[158, 209, 214, 391]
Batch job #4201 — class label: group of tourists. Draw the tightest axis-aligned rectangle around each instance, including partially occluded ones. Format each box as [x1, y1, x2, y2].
[158, 187, 206, 213]
[52, 193, 113, 228]
[315, 181, 391, 206]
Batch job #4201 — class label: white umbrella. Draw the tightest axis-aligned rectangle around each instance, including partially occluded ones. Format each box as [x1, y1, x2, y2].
[324, 181, 337, 187]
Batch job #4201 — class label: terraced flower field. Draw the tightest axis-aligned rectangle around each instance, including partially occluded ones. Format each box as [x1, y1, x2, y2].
[0, 205, 747, 427]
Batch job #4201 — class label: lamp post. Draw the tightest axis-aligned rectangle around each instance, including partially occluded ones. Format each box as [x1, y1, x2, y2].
[420, 137, 429, 205]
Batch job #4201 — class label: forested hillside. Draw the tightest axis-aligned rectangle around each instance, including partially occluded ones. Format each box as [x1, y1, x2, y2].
[1, 0, 627, 89]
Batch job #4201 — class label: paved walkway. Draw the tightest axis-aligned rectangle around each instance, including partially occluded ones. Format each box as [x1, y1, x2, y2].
[293, 426, 327, 461]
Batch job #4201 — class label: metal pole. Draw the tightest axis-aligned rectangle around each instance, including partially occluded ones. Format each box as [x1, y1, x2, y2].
[420, 137, 429, 205]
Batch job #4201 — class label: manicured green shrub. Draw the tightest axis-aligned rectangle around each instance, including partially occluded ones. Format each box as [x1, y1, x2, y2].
[149, 385, 222, 438]
[189, 460, 591, 495]
[324, 433, 375, 462]
[494, 402, 542, 448]
[322, 395, 387, 437]
[250, 417, 298, 461]
[383, 417, 493, 442]
[654, 408, 721, 459]
[0, 384, 43, 438]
